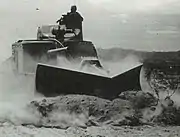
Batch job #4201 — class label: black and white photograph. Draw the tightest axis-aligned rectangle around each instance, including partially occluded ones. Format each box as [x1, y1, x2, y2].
[0, 0, 180, 136]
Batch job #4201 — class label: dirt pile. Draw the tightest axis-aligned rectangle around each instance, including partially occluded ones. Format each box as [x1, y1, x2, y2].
[29, 95, 136, 128]
[152, 100, 180, 125]
[25, 90, 180, 129]
[28, 90, 180, 128]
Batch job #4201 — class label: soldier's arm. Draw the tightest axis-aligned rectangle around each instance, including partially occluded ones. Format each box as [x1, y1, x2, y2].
[56, 19, 61, 23]
[77, 12, 84, 21]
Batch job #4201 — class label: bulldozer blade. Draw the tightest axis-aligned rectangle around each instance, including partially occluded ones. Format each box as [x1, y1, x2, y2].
[35, 63, 143, 100]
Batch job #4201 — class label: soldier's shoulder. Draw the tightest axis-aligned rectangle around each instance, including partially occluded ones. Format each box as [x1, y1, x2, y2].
[76, 12, 83, 17]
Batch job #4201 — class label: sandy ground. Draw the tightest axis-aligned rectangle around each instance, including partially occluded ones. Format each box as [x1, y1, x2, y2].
[5, 93, 176, 137]
[0, 123, 180, 137]
[0, 91, 179, 137]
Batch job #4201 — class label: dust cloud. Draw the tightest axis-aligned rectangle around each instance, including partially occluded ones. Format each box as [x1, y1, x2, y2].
[0, 58, 87, 126]
[56, 54, 141, 77]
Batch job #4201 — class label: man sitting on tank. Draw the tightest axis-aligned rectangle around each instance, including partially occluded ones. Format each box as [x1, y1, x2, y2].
[56, 5, 84, 41]
[67, 5, 83, 29]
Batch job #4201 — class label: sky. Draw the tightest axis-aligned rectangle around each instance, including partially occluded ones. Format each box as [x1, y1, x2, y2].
[88, 0, 180, 13]
[0, 0, 180, 61]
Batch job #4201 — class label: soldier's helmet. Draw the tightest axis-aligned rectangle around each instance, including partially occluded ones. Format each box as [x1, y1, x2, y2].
[71, 5, 77, 12]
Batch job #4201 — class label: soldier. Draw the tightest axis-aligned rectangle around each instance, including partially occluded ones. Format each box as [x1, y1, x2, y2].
[67, 5, 83, 29]
[56, 5, 84, 41]
[66, 5, 84, 40]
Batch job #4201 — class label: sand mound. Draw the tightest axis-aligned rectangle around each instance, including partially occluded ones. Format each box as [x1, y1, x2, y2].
[28, 95, 135, 128]
[25, 91, 160, 129]
[24, 90, 180, 129]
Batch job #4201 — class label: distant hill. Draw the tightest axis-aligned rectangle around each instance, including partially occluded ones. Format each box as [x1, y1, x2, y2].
[97, 47, 180, 64]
